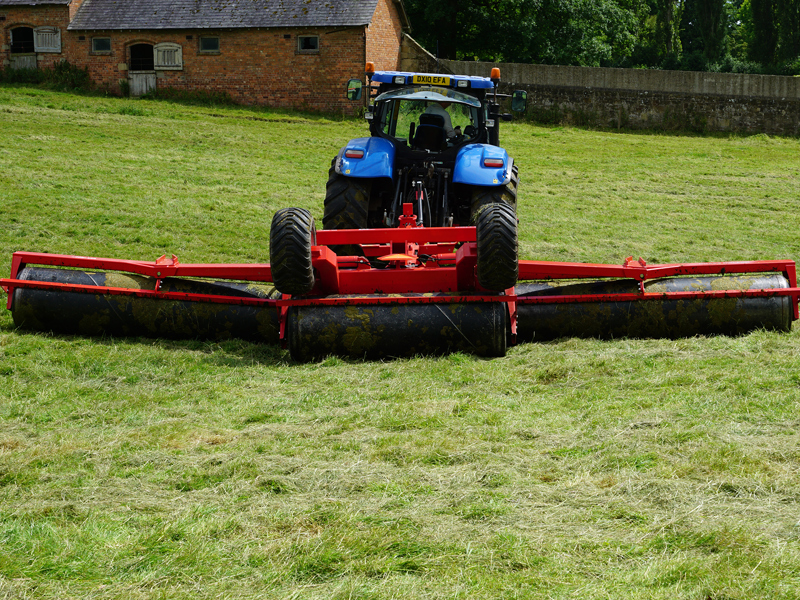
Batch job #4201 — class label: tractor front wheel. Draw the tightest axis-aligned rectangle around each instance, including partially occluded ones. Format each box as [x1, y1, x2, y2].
[475, 203, 518, 292]
[270, 208, 316, 296]
[469, 164, 519, 224]
[323, 160, 371, 255]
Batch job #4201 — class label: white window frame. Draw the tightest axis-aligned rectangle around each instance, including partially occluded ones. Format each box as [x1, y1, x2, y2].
[154, 42, 182, 70]
[297, 35, 319, 54]
[33, 27, 61, 53]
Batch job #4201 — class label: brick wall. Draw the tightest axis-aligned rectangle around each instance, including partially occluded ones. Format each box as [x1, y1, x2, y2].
[0, 4, 72, 70]
[1, 1, 406, 113]
[64, 27, 366, 111]
[67, 0, 85, 21]
[365, 0, 402, 71]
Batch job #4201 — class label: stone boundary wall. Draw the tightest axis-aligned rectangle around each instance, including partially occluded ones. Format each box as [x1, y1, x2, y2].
[442, 59, 800, 136]
[399, 34, 442, 74]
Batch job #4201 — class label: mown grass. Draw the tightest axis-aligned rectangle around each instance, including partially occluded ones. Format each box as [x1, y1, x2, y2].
[1, 86, 800, 599]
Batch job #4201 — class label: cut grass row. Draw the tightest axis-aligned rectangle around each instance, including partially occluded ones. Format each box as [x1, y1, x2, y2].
[1, 86, 799, 599]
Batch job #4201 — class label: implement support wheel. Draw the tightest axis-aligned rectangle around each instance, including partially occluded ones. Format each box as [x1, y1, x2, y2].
[476, 203, 518, 292]
[270, 208, 316, 296]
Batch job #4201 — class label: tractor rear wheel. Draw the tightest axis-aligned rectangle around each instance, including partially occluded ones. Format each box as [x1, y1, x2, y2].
[475, 202, 518, 292]
[270, 207, 316, 296]
[323, 159, 371, 256]
[469, 164, 519, 224]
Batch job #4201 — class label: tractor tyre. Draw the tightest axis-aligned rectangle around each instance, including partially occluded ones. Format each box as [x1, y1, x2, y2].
[323, 159, 371, 256]
[270, 207, 316, 296]
[469, 164, 519, 224]
[475, 202, 518, 292]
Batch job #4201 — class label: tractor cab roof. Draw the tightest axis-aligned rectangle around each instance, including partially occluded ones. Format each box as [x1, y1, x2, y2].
[374, 86, 482, 108]
[370, 71, 495, 91]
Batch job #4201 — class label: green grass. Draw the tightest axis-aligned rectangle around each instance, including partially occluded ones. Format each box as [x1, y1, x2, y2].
[1, 86, 800, 599]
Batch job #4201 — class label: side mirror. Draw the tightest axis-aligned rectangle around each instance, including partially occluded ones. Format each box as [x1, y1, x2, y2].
[511, 90, 527, 112]
[346, 78, 363, 101]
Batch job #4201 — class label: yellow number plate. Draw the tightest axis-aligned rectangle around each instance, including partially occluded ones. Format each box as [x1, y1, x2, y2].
[412, 75, 451, 86]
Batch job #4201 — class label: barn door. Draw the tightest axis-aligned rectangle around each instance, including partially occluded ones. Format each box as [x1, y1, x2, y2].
[129, 72, 156, 96]
[9, 55, 37, 70]
[9, 27, 36, 70]
[128, 43, 156, 96]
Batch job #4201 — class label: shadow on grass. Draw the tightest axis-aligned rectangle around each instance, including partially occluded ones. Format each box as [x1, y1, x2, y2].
[0, 322, 292, 368]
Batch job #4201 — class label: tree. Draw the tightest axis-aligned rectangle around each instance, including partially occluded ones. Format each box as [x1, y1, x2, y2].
[404, 0, 640, 67]
[681, 0, 728, 62]
[750, 0, 778, 63]
[534, 0, 639, 66]
[776, 0, 800, 61]
[654, 0, 683, 57]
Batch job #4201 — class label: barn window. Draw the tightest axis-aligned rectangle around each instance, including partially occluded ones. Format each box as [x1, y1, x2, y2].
[34, 27, 61, 52]
[129, 43, 154, 70]
[10, 27, 34, 53]
[91, 37, 111, 53]
[154, 42, 182, 70]
[297, 35, 319, 53]
[199, 37, 219, 53]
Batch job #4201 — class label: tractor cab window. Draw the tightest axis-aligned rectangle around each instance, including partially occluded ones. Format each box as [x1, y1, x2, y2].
[375, 87, 481, 150]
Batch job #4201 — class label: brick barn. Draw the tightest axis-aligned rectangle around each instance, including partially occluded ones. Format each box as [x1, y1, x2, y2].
[0, 0, 409, 111]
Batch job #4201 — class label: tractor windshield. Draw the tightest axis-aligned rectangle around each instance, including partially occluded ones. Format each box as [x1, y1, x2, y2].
[375, 87, 482, 148]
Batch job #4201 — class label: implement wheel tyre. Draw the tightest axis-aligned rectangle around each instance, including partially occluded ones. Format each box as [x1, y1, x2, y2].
[476, 202, 518, 292]
[269, 207, 316, 296]
[323, 158, 371, 255]
[469, 164, 519, 224]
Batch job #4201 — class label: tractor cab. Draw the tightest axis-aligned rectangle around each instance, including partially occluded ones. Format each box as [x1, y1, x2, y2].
[372, 86, 484, 153]
[331, 66, 526, 229]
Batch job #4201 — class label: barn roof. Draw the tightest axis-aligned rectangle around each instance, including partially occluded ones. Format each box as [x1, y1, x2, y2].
[67, 0, 387, 31]
[0, 0, 71, 5]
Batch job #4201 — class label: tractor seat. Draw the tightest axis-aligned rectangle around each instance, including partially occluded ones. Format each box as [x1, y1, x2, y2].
[419, 113, 445, 127]
[413, 124, 446, 152]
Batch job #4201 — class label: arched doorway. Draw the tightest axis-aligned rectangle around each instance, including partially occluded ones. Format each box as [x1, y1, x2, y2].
[128, 43, 155, 96]
[9, 27, 36, 69]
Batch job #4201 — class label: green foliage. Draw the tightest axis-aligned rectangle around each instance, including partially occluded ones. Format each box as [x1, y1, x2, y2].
[404, 0, 640, 66]
[405, 0, 800, 73]
[47, 60, 91, 90]
[681, 0, 729, 62]
[0, 66, 43, 84]
[0, 61, 91, 91]
[142, 86, 236, 107]
[118, 78, 130, 97]
[751, 0, 779, 63]
[776, 0, 800, 60]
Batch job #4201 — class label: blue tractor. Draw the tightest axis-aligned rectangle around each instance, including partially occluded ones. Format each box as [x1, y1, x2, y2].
[325, 65, 527, 234]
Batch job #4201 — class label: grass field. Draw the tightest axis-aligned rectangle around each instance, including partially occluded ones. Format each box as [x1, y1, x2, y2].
[1, 86, 800, 599]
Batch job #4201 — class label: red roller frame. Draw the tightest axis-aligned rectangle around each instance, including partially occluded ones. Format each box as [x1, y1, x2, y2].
[3, 216, 799, 346]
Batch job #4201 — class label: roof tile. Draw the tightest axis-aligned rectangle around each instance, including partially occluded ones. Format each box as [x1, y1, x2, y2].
[67, 0, 379, 30]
